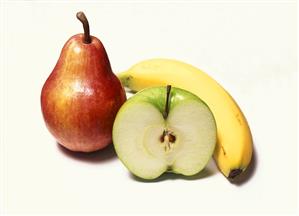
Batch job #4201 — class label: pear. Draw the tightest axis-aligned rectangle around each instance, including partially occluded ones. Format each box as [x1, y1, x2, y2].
[41, 12, 126, 152]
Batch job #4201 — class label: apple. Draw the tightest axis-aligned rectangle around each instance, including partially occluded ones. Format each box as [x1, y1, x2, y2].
[112, 85, 216, 179]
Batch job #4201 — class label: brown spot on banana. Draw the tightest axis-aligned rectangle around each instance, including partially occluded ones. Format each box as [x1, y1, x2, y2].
[235, 113, 242, 125]
[221, 145, 227, 156]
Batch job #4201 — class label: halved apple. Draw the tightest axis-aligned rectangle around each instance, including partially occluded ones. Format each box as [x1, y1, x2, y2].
[112, 86, 216, 179]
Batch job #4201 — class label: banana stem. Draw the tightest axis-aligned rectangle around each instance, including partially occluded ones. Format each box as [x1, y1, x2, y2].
[76, 11, 91, 44]
[163, 85, 171, 119]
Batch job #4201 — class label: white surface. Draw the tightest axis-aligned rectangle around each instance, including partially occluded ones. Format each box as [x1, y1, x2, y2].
[0, 1, 297, 215]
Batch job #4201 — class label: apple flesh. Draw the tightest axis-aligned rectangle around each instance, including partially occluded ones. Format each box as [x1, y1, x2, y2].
[113, 86, 216, 179]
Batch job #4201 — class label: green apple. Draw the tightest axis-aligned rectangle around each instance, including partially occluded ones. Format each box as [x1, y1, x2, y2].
[112, 86, 216, 179]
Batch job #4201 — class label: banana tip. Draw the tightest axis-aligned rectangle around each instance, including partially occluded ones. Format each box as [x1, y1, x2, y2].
[228, 169, 243, 179]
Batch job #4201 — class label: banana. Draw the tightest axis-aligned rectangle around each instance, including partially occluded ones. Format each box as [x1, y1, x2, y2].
[117, 59, 253, 179]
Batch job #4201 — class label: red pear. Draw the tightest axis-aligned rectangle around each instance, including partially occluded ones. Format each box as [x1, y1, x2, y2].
[41, 12, 126, 152]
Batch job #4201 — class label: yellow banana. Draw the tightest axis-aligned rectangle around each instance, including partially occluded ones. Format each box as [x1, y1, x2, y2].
[117, 59, 253, 179]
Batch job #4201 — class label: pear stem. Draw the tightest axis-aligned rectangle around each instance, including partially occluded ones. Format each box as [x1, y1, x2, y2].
[76, 11, 91, 44]
[163, 85, 172, 119]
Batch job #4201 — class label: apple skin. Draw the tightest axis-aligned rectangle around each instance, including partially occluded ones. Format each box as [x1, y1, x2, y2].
[41, 34, 126, 152]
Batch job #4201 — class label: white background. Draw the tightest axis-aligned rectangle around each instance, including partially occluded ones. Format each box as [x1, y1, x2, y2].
[0, 1, 297, 215]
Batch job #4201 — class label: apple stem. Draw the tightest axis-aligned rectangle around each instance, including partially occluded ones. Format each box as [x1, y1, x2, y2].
[163, 85, 171, 119]
[76, 11, 91, 44]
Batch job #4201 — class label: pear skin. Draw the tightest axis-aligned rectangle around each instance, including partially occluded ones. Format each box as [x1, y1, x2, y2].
[41, 12, 126, 152]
